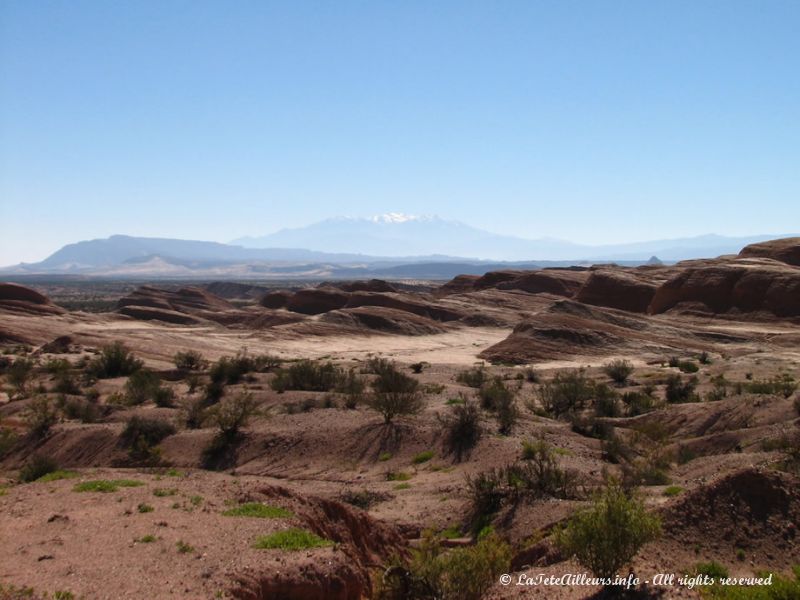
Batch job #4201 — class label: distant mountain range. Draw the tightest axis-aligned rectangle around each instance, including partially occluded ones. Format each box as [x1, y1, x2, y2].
[2, 215, 796, 279]
[232, 215, 794, 262]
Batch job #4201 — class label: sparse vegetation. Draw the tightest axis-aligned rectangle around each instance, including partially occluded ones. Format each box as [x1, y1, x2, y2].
[412, 450, 434, 464]
[438, 399, 482, 462]
[253, 528, 333, 550]
[556, 480, 661, 581]
[537, 369, 594, 418]
[173, 350, 207, 371]
[73, 479, 143, 493]
[603, 359, 634, 385]
[87, 342, 143, 378]
[665, 373, 699, 403]
[175, 540, 195, 554]
[375, 530, 511, 600]
[222, 502, 293, 518]
[455, 365, 488, 388]
[6, 357, 34, 398]
[24, 396, 59, 438]
[120, 417, 176, 464]
[18, 455, 59, 483]
[367, 360, 422, 423]
[271, 360, 342, 392]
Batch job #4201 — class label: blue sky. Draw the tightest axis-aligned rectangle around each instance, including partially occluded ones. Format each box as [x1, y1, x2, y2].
[1, 0, 799, 264]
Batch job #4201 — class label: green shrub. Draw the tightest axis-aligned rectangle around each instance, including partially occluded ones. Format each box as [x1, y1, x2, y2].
[87, 342, 143, 378]
[336, 368, 366, 408]
[222, 502, 293, 518]
[34, 470, 79, 483]
[603, 359, 634, 385]
[52, 371, 80, 395]
[455, 365, 488, 388]
[621, 391, 654, 416]
[253, 528, 333, 550]
[176, 540, 195, 554]
[18, 455, 59, 483]
[594, 383, 620, 417]
[538, 369, 594, 418]
[699, 565, 800, 599]
[665, 374, 698, 403]
[556, 481, 661, 581]
[412, 450, 434, 465]
[270, 360, 343, 392]
[663, 485, 683, 497]
[62, 397, 99, 423]
[24, 396, 59, 438]
[138, 503, 154, 513]
[120, 416, 176, 464]
[744, 375, 798, 398]
[695, 561, 729, 579]
[376, 531, 510, 600]
[207, 392, 257, 440]
[678, 361, 699, 374]
[124, 370, 161, 405]
[438, 400, 481, 462]
[368, 361, 422, 424]
[173, 350, 207, 371]
[7, 357, 34, 397]
[0, 427, 18, 459]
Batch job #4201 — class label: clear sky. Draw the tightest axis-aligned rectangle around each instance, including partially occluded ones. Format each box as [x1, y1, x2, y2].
[1, 0, 799, 264]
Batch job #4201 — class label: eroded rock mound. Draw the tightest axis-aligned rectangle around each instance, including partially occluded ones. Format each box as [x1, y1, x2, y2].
[497, 269, 588, 297]
[0, 282, 64, 316]
[321, 306, 447, 335]
[739, 237, 800, 266]
[116, 285, 235, 324]
[648, 261, 800, 317]
[260, 290, 293, 309]
[285, 288, 350, 315]
[576, 270, 658, 313]
[660, 469, 800, 564]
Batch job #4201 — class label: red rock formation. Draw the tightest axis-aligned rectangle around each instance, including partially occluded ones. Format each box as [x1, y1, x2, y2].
[0, 282, 65, 316]
[285, 288, 350, 315]
[497, 269, 588, 297]
[648, 261, 800, 317]
[576, 270, 658, 313]
[259, 290, 292, 309]
[738, 237, 800, 266]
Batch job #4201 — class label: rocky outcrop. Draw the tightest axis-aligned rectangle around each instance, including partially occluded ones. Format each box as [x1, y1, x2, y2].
[435, 274, 481, 297]
[496, 269, 588, 297]
[285, 288, 351, 315]
[344, 292, 464, 322]
[648, 261, 800, 317]
[321, 306, 447, 335]
[0, 282, 65, 316]
[259, 290, 293, 309]
[738, 237, 800, 266]
[576, 270, 658, 313]
[115, 286, 235, 324]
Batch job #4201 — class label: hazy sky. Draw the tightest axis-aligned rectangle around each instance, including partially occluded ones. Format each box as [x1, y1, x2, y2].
[2, 1, 799, 265]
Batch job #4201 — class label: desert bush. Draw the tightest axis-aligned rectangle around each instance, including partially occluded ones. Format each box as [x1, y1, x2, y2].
[339, 489, 391, 510]
[556, 480, 661, 581]
[438, 400, 482, 462]
[120, 416, 176, 463]
[455, 365, 488, 388]
[603, 359, 634, 385]
[409, 362, 428, 374]
[523, 367, 539, 383]
[24, 396, 59, 438]
[621, 391, 654, 416]
[7, 357, 34, 397]
[375, 530, 511, 600]
[368, 360, 422, 424]
[52, 371, 80, 395]
[62, 397, 99, 423]
[87, 342, 143, 378]
[0, 427, 17, 458]
[744, 374, 798, 398]
[173, 350, 207, 371]
[18, 454, 59, 483]
[124, 370, 161, 405]
[467, 455, 579, 533]
[593, 383, 620, 417]
[665, 374, 698, 403]
[182, 397, 207, 429]
[270, 360, 343, 392]
[478, 377, 518, 434]
[678, 360, 699, 373]
[207, 392, 258, 440]
[698, 351, 712, 365]
[537, 369, 594, 418]
[336, 368, 367, 408]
